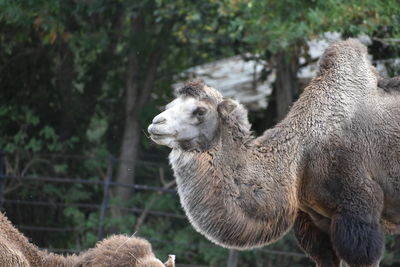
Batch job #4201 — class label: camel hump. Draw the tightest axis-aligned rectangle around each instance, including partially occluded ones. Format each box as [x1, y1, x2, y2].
[318, 38, 369, 74]
[95, 234, 153, 256]
[0, 237, 30, 267]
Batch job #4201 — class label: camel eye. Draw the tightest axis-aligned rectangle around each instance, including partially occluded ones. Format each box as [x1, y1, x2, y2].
[192, 107, 207, 117]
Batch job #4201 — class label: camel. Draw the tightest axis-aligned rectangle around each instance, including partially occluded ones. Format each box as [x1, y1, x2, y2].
[0, 212, 175, 267]
[147, 39, 400, 267]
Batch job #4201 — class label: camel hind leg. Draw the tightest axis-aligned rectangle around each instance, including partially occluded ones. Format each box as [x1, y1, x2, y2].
[294, 211, 340, 267]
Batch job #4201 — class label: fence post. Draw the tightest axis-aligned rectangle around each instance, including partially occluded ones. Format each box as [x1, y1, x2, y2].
[97, 156, 115, 240]
[0, 151, 5, 209]
[227, 249, 239, 267]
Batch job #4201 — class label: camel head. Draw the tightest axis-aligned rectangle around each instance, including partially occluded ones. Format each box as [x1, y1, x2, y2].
[148, 80, 250, 151]
[77, 235, 175, 267]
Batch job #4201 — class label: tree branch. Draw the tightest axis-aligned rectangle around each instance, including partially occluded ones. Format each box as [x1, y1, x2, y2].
[372, 37, 400, 44]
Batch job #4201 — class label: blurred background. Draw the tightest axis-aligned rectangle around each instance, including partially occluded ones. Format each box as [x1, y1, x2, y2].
[0, 0, 400, 266]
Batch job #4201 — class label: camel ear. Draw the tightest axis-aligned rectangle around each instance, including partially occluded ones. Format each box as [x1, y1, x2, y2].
[164, 255, 175, 267]
[217, 99, 237, 117]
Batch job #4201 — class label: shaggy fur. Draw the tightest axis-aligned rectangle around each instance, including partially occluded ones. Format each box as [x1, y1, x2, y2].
[77, 235, 174, 267]
[148, 39, 400, 267]
[0, 212, 174, 267]
[378, 76, 400, 92]
[0, 238, 30, 267]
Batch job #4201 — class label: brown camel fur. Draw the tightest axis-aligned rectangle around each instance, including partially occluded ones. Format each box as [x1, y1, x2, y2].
[0, 212, 175, 267]
[148, 39, 400, 267]
[378, 76, 400, 92]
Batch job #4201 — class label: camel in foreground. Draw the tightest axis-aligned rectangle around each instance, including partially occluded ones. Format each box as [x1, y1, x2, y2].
[148, 39, 400, 267]
[0, 212, 175, 267]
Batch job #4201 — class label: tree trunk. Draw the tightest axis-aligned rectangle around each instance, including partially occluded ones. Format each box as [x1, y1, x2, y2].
[273, 51, 299, 122]
[113, 51, 161, 205]
[112, 12, 165, 218]
[113, 42, 141, 213]
[114, 112, 140, 204]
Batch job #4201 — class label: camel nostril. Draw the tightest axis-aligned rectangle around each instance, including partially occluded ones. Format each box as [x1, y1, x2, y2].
[152, 116, 166, 125]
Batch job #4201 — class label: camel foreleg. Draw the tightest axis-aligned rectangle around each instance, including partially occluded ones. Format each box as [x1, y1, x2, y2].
[331, 209, 383, 267]
[294, 211, 340, 267]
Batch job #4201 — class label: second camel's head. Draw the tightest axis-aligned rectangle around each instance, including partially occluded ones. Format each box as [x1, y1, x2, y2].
[148, 80, 250, 152]
[77, 235, 175, 267]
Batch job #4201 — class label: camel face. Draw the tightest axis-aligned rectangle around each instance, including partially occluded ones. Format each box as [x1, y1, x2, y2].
[148, 95, 219, 151]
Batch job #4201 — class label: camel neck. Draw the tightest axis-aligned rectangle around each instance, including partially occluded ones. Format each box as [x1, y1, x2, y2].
[170, 123, 299, 249]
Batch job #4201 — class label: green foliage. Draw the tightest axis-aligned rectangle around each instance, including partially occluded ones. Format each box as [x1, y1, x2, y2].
[0, 107, 78, 155]
[228, 0, 400, 56]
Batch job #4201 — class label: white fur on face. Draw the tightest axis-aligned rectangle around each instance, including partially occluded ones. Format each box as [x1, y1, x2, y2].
[148, 97, 218, 149]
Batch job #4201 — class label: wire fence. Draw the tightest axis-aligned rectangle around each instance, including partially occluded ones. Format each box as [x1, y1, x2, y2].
[0, 151, 184, 246]
[0, 151, 307, 266]
[0, 173, 181, 239]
